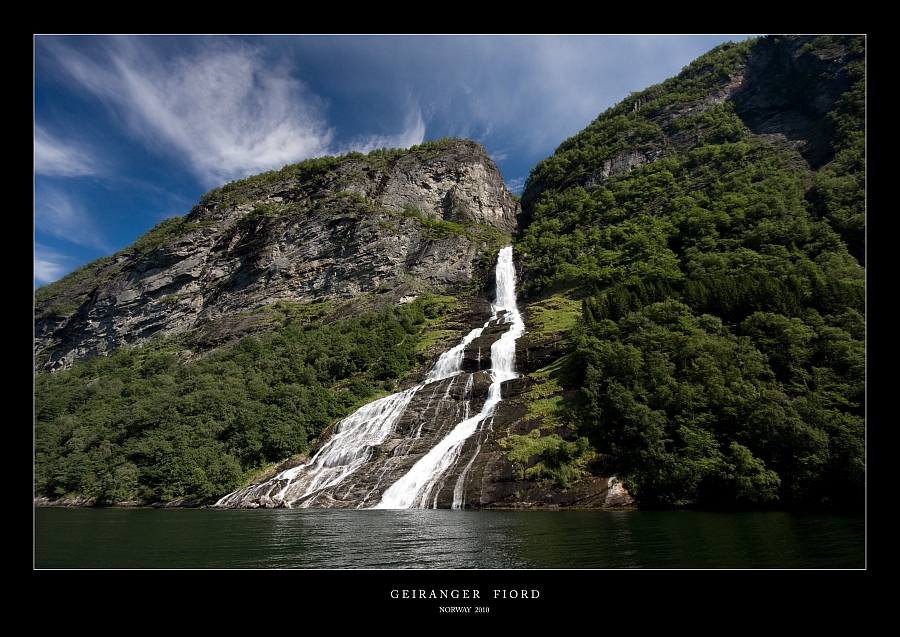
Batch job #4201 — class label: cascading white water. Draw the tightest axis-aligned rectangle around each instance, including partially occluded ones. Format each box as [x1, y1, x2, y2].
[374, 246, 524, 509]
[425, 327, 483, 383]
[214, 246, 523, 510]
[213, 384, 420, 508]
[214, 326, 482, 508]
[271, 388, 418, 503]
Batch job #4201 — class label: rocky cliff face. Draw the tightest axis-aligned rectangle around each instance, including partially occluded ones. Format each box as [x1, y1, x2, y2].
[35, 140, 519, 372]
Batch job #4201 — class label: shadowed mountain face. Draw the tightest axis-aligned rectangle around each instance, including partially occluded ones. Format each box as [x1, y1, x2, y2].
[524, 36, 864, 213]
[729, 36, 864, 169]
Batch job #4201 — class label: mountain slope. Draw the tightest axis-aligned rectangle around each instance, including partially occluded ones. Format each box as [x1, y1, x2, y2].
[35, 139, 518, 373]
[515, 35, 864, 508]
[34, 139, 519, 504]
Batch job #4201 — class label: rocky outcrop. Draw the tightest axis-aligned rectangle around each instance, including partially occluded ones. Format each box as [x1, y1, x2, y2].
[375, 142, 519, 230]
[635, 36, 861, 170]
[582, 147, 667, 189]
[35, 140, 519, 372]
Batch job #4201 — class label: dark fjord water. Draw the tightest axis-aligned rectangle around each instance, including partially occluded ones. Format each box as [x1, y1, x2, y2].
[34, 507, 864, 569]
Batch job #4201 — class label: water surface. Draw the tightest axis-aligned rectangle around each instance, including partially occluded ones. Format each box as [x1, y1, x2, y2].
[34, 507, 864, 569]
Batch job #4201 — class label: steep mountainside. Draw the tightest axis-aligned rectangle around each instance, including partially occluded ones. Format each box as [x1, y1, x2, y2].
[35, 140, 518, 372]
[35, 36, 864, 510]
[516, 35, 864, 509]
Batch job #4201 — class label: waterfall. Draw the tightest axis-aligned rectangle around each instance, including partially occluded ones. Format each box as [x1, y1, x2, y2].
[213, 324, 481, 508]
[213, 386, 420, 508]
[425, 327, 483, 383]
[374, 245, 524, 509]
[270, 388, 418, 503]
[214, 245, 522, 510]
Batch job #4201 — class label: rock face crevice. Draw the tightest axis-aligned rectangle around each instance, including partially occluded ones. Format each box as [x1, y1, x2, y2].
[35, 140, 519, 372]
[582, 147, 669, 189]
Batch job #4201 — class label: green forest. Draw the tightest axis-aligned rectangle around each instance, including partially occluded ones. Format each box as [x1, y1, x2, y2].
[34, 298, 451, 503]
[517, 35, 864, 508]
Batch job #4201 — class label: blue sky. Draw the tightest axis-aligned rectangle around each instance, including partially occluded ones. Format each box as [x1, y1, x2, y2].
[34, 35, 755, 288]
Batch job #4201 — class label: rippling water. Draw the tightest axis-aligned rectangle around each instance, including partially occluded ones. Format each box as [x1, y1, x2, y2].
[34, 507, 864, 569]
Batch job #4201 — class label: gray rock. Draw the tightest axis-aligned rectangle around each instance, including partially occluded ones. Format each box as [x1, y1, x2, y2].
[583, 147, 668, 189]
[35, 140, 520, 372]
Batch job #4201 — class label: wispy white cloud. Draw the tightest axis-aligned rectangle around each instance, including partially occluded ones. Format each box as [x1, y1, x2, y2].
[34, 188, 109, 251]
[46, 37, 336, 186]
[504, 176, 526, 195]
[34, 244, 72, 286]
[343, 35, 750, 159]
[490, 148, 509, 162]
[341, 101, 426, 155]
[34, 126, 100, 177]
